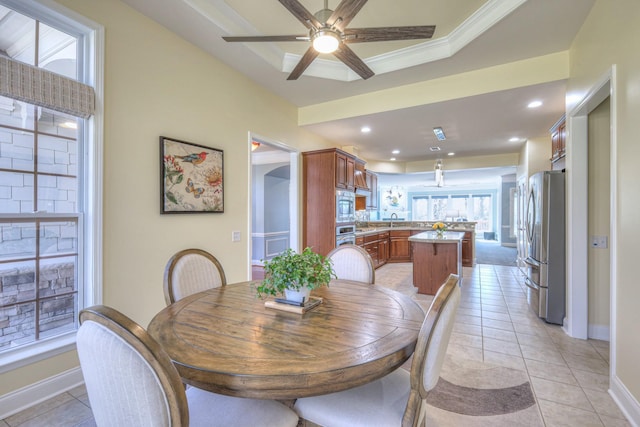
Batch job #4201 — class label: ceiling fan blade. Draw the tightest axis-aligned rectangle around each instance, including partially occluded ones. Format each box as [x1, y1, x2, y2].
[278, 0, 322, 30]
[223, 35, 308, 42]
[333, 44, 374, 80]
[327, 0, 368, 31]
[343, 26, 436, 43]
[287, 47, 320, 80]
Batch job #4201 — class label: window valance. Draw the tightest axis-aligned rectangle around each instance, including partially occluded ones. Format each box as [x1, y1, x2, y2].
[0, 56, 95, 118]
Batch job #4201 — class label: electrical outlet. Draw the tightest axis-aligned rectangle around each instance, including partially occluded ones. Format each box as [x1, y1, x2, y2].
[590, 235, 608, 249]
[232, 231, 241, 242]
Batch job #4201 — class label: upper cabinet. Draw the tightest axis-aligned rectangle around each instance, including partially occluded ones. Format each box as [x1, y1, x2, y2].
[354, 159, 368, 192]
[551, 115, 566, 170]
[336, 151, 355, 191]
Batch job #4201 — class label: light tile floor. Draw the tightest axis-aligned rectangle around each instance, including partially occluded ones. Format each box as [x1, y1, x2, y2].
[1, 263, 631, 427]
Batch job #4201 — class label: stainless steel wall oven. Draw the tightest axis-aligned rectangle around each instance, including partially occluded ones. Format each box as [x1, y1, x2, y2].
[336, 224, 356, 247]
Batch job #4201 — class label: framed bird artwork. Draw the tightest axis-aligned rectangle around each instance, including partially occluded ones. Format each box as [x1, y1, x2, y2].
[160, 136, 224, 213]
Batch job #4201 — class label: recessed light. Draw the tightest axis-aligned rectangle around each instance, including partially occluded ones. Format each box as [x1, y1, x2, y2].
[390, 157, 396, 161]
[391, 149, 400, 154]
[527, 100, 542, 108]
[509, 137, 520, 142]
[447, 152, 455, 156]
[361, 126, 371, 133]
[429, 147, 441, 152]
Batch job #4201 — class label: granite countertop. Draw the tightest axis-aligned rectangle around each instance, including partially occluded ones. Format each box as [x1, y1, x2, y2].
[408, 231, 465, 243]
[355, 221, 476, 237]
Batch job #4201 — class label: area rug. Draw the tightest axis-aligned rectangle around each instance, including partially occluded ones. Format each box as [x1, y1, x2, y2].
[474, 240, 518, 266]
[428, 378, 535, 416]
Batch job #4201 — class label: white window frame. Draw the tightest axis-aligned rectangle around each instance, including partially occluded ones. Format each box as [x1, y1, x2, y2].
[0, 0, 103, 373]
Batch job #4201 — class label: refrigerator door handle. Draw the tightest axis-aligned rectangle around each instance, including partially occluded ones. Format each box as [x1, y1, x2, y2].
[524, 256, 541, 267]
[524, 276, 539, 291]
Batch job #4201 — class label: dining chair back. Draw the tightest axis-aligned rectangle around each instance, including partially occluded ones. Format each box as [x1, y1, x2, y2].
[163, 248, 226, 305]
[294, 274, 461, 427]
[327, 244, 375, 284]
[77, 305, 299, 427]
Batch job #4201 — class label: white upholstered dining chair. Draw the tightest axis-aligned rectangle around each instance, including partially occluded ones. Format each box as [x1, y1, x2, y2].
[77, 305, 299, 427]
[163, 248, 227, 305]
[294, 274, 461, 427]
[327, 244, 375, 284]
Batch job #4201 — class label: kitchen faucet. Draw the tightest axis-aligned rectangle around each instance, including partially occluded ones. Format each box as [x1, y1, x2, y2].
[390, 212, 398, 228]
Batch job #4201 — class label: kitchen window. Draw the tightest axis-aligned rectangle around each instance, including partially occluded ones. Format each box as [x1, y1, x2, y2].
[0, 1, 102, 370]
[411, 192, 495, 233]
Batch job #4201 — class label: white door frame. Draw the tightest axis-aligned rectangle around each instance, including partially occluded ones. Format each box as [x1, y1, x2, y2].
[247, 132, 299, 279]
[565, 67, 616, 353]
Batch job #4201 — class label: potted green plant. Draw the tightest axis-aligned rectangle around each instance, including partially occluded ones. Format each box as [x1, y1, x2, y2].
[256, 247, 336, 303]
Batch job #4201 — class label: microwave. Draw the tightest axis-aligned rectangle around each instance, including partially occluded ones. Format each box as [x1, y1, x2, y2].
[336, 190, 355, 224]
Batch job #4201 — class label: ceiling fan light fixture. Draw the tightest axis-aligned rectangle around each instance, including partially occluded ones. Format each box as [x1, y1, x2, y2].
[312, 29, 340, 53]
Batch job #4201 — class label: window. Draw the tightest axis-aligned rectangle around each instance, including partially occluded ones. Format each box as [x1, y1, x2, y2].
[471, 194, 492, 232]
[410, 192, 495, 233]
[0, 1, 102, 369]
[431, 196, 448, 220]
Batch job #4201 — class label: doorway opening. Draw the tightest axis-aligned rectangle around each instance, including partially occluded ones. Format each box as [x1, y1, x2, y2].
[249, 134, 298, 280]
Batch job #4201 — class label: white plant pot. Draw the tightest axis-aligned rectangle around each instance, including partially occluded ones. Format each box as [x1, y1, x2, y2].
[285, 287, 311, 303]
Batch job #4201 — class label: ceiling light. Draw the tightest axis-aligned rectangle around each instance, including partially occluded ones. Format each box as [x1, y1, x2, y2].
[391, 149, 400, 154]
[527, 100, 542, 108]
[390, 157, 396, 161]
[429, 147, 441, 152]
[312, 29, 340, 53]
[509, 137, 520, 142]
[433, 127, 446, 141]
[447, 152, 455, 156]
[361, 126, 371, 133]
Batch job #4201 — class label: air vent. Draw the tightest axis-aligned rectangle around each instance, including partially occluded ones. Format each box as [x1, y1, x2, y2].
[430, 147, 441, 151]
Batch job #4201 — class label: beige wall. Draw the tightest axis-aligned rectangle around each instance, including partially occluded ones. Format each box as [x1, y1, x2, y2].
[587, 97, 610, 335]
[568, 0, 640, 402]
[516, 136, 552, 181]
[0, 0, 333, 397]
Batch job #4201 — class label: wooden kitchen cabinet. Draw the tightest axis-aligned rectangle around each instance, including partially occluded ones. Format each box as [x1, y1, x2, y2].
[303, 148, 358, 256]
[335, 151, 355, 191]
[389, 230, 412, 262]
[461, 231, 473, 267]
[411, 238, 461, 295]
[357, 231, 390, 268]
[551, 115, 566, 167]
[378, 232, 389, 265]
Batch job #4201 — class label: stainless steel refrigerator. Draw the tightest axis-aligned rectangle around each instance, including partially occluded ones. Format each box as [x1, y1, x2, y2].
[524, 170, 565, 325]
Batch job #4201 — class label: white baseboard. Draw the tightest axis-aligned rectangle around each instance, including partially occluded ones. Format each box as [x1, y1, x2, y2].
[0, 367, 84, 420]
[610, 374, 640, 427]
[588, 323, 610, 341]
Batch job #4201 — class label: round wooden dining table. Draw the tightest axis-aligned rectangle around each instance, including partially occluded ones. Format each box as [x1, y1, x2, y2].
[147, 280, 425, 400]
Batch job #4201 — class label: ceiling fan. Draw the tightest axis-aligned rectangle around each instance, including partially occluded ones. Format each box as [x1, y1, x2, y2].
[222, 0, 436, 80]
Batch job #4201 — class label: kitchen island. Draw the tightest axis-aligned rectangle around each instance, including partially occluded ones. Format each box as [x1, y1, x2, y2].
[408, 231, 464, 295]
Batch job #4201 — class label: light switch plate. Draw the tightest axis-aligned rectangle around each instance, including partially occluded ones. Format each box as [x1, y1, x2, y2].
[232, 231, 241, 242]
[590, 235, 608, 249]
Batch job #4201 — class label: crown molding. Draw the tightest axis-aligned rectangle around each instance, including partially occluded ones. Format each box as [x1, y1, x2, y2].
[186, 0, 528, 81]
